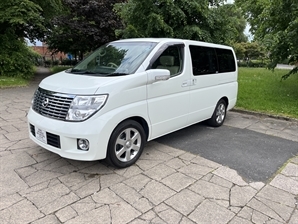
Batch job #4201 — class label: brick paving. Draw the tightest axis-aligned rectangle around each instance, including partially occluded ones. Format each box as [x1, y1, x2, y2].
[0, 67, 297, 223]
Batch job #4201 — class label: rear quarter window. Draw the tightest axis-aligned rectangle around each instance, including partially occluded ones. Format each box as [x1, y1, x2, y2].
[189, 45, 236, 75]
[216, 48, 236, 73]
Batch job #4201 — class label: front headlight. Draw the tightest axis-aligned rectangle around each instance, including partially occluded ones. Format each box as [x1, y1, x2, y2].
[66, 95, 108, 121]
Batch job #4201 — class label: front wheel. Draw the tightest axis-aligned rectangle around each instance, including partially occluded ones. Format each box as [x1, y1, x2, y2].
[207, 99, 227, 127]
[106, 120, 146, 168]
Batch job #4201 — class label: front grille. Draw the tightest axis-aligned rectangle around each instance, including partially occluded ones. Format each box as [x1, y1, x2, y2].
[32, 88, 75, 120]
[30, 124, 61, 149]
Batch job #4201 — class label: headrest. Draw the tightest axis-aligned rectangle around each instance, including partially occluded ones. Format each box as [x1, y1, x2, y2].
[159, 56, 174, 66]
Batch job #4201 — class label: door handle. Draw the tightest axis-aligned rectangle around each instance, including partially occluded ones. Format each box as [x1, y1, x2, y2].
[181, 81, 188, 87]
[182, 79, 196, 87]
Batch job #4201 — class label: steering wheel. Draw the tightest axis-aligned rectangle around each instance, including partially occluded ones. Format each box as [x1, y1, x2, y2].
[107, 62, 118, 68]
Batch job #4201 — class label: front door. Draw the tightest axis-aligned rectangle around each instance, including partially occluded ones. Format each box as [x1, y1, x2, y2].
[146, 44, 190, 139]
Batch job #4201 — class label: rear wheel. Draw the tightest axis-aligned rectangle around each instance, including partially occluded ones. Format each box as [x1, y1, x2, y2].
[207, 99, 227, 127]
[106, 120, 146, 168]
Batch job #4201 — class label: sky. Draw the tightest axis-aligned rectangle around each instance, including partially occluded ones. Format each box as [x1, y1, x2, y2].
[27, 39, 42, 46]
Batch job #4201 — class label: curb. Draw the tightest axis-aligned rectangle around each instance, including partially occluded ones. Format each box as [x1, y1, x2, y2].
[232, 108, 298, 123]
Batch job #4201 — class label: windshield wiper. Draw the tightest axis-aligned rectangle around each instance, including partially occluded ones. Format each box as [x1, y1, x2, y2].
[70, 69, 97, 74]
[107, 72, 129, 76]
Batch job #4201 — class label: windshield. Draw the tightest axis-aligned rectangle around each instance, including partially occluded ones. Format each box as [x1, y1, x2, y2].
[69, 41, 157, 76]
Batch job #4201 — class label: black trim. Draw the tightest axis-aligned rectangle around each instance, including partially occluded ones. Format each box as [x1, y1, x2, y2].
[30, 124, 35, 136]
[30, 124, 61, 149]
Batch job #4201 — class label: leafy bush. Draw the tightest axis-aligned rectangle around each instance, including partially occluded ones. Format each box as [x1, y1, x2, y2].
[238, 60, 269, 68]
[50, 66, 72, 74]
[281, 58, 290, 65]
[0, 32, 37, 79]
[44, 59, 60, 67]
[44, 60, 52, 67]
[52, 60, 59, 66]
[29, 48, 42, 66]
[60, 59, 77, 66]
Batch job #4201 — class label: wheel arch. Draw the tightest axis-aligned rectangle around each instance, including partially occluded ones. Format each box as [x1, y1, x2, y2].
[220, 96, 229, 107]
[120, 116, 150, 141]
[105, 116, 149, 168]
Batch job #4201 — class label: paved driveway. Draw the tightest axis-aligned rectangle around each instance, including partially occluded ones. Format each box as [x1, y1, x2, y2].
[0, 68, 297, 224]
[157, 116, 298, 182]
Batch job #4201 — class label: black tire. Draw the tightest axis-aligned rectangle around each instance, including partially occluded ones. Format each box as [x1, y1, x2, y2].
[106, 120, 146, 168]
[207, 99, 227, 127]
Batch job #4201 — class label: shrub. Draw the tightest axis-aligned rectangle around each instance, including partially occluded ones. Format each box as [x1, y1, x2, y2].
[0, 32, 37, 79]
[238, 60, 269, 68]
[50, 66, 72, 74]
[60, 59, 78, 66]
[29, 48, 42, 66]
[60, 59, 72, 66]
[44, 60, 52, 67]
[52, 60, 59, 66]
[281, 58, 290, 65]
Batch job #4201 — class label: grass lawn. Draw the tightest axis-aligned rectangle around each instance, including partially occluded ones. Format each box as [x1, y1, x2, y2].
[236, 67, 298, 119]
[0, 76, 29, 88]
[0, 66, 71, 88]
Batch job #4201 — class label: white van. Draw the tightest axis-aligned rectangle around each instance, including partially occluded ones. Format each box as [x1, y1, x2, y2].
[28, 38, 238, 168]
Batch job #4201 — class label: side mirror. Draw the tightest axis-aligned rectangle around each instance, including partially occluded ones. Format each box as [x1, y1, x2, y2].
[147, 69, 171, 84]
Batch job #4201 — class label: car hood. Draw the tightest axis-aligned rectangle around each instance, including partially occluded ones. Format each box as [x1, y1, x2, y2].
[39, 71, 117, 95]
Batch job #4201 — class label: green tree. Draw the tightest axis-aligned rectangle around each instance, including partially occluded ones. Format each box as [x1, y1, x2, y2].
[235, 0, 269, 36]
[232, 42, 245, 59]
[0, 32, 40, 78]
[236, 0, 298, 79]
[242, 42, 265, 60]
[115, 0, 247, 45]
[0, 0, 62, 78]
[46, 0, 124, 59]
[0, 0, 62, 41]
[215, 4, 248, 43]
[232, 42, 265, 61]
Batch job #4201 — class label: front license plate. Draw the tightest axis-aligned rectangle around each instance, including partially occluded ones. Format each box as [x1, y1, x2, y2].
[35, 127, 47, 144]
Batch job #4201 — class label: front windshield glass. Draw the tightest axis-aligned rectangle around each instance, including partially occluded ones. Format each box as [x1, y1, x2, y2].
[69, 41, 157, 76]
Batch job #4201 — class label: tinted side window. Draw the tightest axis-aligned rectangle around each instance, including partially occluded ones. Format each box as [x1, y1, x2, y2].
[216, 48, 236, 73]
[189, 46, 217, 76]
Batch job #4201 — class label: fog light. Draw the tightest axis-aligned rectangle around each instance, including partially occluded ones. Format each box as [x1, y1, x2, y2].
[77, 139, 89, 151]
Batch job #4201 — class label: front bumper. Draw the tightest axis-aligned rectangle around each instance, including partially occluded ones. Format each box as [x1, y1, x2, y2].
[27, 108, 112, 161]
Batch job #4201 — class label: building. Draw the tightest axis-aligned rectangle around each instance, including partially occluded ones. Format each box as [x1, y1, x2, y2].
[30, 43, 67, 62]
